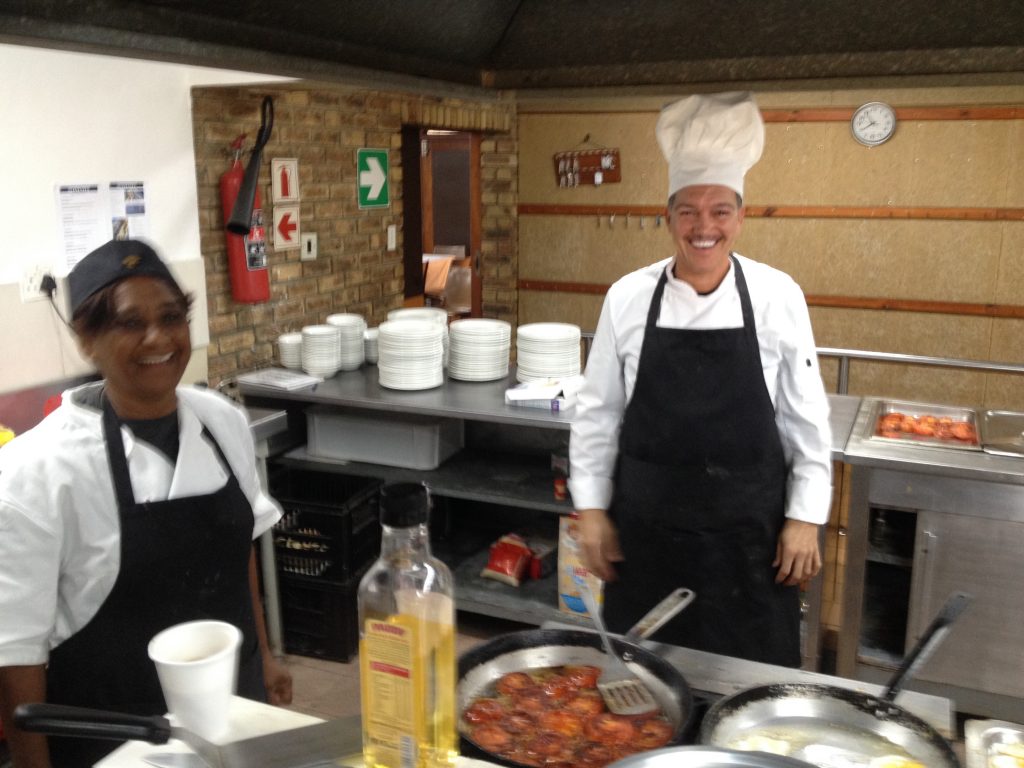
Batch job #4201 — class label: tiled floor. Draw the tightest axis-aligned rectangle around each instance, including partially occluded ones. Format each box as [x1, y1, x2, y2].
[281, 613, 529, 721]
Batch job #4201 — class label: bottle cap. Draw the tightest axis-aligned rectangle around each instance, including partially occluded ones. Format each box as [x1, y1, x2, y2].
[379, 482, 430, 527]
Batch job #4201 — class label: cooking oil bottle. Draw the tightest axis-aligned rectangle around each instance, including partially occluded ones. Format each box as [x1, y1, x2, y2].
[359, 482, 457, 768]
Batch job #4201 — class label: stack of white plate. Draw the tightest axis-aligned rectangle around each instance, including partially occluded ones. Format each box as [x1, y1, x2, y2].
[277, 332, 302, 369]
[388, 307, 450, 366]
[447, 319, 511, 382]
[364, 327, 379, 364]
[377, 319, 444, 390]
[301, 325, 342, 377]
[516, 322, 582, 383]
[326, 313, 366, 371]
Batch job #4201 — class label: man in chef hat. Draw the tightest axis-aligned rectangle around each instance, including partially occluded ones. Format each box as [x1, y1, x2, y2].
[569, 92, 832, 666]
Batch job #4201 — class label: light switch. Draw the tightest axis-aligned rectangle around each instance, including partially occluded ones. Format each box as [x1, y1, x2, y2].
[387, 224, 397, 251]
[301, 233, 317, 261]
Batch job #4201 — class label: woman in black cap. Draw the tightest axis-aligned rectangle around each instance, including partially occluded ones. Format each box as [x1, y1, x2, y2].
[0, 239, 292, 767]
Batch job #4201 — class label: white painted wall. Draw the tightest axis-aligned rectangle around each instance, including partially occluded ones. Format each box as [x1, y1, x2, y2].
[0, 44, 291, 394]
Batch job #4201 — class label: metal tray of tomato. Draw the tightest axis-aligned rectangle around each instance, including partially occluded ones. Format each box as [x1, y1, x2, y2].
[867, 398, 981, 451]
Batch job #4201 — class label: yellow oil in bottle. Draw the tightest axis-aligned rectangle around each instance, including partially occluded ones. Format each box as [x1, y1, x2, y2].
[359, 598, 456, 768]
[359, 483, 457, 768]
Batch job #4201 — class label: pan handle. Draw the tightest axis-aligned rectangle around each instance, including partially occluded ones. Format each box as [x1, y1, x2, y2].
[883, 590, 973, 701]
[13, 703, 173, 743]
[623, 588, 696, 642]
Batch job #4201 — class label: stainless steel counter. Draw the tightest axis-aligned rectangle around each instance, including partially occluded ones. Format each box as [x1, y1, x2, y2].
[240, 366, 573, 429]
[828, 393, 861, 460]
[543, 620, 956, 739]
[838, 398, 1024, 723]
[844, 397, 1024, 485]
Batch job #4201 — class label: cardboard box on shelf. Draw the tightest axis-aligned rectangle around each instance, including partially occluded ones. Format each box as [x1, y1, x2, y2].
[557, 513, 603, 617]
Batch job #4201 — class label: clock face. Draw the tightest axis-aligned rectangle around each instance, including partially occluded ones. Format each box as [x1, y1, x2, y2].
[851, 102, 897, 146]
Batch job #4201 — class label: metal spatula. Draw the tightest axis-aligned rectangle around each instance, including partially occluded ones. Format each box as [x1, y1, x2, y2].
[577, 579, 659, 716]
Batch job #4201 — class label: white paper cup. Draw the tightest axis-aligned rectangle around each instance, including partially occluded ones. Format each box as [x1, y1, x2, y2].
[148, 620, 242, 741]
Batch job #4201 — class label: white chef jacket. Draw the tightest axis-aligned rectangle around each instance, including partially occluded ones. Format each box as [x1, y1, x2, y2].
[569, 253, 832, 524]
[0, 382, 282, 666]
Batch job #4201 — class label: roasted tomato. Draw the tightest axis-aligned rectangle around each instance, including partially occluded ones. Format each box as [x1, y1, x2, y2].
[540, 676, 574, 704]
[471, 723, 513, 752]
[911, 420, 935, 436]
[538, 710, 585, 738]
[951, 421, 976, 441]
[584, 713, 637, 745]
[562, 664, 602, 689]
[565, 690, 606, 716]
[634, 717, 674, 749]
[523, 732, 569, 758]
[496, 671, 536, 696]
[575, 742, 618, 768]
[500, 709, 535, 734]
[463, 697, 506, 723]
[510, 688, 548, 714]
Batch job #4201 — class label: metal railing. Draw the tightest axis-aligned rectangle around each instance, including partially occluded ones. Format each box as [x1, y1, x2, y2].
[580, 333, 1024, 396]
[817, 347, 1024, 395]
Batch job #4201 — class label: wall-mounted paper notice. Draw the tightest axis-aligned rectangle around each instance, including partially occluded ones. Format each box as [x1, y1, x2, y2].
[55, 181, 150, 268]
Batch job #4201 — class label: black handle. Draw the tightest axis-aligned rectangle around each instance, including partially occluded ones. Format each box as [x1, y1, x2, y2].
[883, 590, 973, 701]
[226, 96, 274, 235]
[13, 703, 173, 744]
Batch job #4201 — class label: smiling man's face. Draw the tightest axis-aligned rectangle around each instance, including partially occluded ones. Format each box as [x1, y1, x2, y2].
[666, 185, 745, 293]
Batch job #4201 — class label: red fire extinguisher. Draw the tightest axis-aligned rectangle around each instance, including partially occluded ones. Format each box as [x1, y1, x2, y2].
[220, 134, 270, 303]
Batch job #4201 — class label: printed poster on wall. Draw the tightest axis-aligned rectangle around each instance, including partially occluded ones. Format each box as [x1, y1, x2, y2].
[55, 181, 150, 268]
[109, 181, 149, 241]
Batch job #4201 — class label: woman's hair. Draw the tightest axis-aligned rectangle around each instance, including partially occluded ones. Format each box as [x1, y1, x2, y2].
[71, 278, 194, 338]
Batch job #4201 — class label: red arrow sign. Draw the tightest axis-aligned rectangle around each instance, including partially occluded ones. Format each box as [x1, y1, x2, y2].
[277, 212, 297, 242]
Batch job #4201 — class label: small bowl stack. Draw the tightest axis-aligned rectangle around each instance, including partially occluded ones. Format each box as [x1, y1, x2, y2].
[326, 313, 367, 371]
[277, 332, 302, 369]
[388, 307, 450, 367]
[301, 325, 342, 377]
[447, 319, 511, 382]
[377, 319, 444, 390]
[515, 323, 582, 383]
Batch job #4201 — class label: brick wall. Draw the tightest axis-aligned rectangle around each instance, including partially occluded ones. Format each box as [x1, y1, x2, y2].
[191, 83, 517, 385]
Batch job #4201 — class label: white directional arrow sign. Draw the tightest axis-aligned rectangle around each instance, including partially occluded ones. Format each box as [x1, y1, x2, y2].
[357, 148, 389, 209]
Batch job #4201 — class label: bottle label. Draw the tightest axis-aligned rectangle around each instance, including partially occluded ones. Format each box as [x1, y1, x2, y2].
[362, 615, 422, 768]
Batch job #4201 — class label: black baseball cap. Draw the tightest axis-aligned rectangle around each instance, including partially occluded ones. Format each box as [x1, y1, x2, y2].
[69, 239, 181, 315]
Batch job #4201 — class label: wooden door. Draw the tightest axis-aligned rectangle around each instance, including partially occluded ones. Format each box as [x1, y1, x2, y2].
[419, 131, 482, 317]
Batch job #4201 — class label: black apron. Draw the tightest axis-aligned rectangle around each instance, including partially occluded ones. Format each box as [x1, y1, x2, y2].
[45, 398, 265, 767]
[603, 256, 801, 667]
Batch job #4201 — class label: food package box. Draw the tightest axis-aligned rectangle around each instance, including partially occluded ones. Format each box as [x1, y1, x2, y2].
[557, 514, 603, 616]
[306, 406, 463, 470]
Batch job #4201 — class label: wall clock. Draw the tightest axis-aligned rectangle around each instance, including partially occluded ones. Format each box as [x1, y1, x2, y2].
[851, 101, 897, 146]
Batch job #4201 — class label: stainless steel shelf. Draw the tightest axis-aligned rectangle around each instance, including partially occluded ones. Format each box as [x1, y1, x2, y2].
[452, 549, 592, 629]
[279, 446, 572, 514]
[239, 366, 573, 430]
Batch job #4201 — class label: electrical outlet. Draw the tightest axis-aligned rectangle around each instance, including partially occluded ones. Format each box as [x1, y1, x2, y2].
[20, 264, 51, 303]
[300, 233, 317, 261]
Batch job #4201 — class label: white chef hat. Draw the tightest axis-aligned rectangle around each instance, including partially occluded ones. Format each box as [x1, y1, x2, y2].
[656, 91, 764, 200]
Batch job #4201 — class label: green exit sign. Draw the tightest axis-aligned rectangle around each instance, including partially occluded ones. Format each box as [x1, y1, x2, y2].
[357, 148, 389, 209]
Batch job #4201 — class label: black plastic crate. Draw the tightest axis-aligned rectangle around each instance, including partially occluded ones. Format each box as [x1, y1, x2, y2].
[269, 467, 382, 582]
[279, 569, 365, 663]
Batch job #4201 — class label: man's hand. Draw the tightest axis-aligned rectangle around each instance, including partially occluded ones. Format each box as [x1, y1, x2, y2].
[577, 508, 623, 581]
[773, 519, 822, 586]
